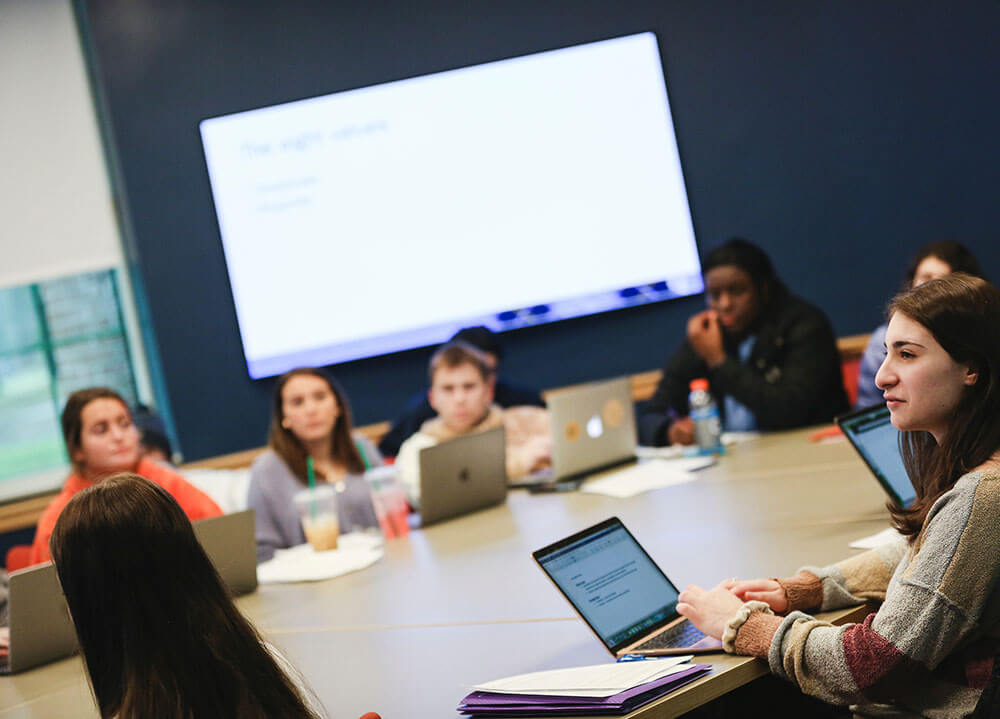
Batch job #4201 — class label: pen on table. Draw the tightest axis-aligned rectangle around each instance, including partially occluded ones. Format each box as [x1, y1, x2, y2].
[617, 654, 663, 662]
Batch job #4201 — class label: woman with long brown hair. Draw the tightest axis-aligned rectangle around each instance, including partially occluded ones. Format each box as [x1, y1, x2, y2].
[248, 368, 382, 561]
[676, 274, 1000, 717]
[50, 474, 324, 719]
[29, 387, 221, 565]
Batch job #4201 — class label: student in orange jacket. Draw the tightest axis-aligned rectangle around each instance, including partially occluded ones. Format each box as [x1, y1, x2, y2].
[29, 387, 221, 566]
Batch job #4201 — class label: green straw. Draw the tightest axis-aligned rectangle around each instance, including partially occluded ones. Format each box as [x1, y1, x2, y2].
[306, 456, 317, 519]
[356, 439, 372, 471]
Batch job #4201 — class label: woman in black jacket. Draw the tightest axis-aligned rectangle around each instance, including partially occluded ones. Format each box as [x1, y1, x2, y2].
[638, 238, 848, 446]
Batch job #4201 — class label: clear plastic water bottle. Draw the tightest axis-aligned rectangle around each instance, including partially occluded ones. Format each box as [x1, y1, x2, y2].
[689, 378, 723, 455]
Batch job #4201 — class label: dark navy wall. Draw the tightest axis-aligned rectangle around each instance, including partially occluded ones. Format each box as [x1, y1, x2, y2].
[77, 0, 1000, 460]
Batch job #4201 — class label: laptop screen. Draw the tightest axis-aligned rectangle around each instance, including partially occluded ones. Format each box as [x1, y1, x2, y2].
[534, 519, 679, 652]
[839, 405, 915, 507]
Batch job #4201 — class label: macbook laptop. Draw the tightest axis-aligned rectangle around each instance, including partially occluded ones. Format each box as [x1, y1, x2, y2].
[533, 517, 723, 657]
[193, 508, 259, 596]
[0, 509, 257, 675]
[836, 404, 915, 508]
[513, 377, 637, 489]
[0, 562, 78, 674]
[418, 426, 508, 526]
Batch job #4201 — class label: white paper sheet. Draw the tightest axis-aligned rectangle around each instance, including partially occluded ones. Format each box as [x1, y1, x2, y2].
[635, 432, 760, 460]
[579, 458, 713, 498]
[473, 656, 694, 697]
[257, 532, 383, 584]
[849, 526, 904, 550]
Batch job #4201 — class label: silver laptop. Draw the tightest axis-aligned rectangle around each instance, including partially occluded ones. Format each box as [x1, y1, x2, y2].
[1, 562, 77, 674]
[836, 404, 914, 507]
[418, 427, 508, 526]
[0, 509, 257, 675]
[193, 509, 259, 596]
[533, 517, 723, 657]
[513, 377, 637, 488]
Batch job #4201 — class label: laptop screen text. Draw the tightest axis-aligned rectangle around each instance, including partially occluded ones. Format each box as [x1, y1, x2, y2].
[537, 525, 679, 649]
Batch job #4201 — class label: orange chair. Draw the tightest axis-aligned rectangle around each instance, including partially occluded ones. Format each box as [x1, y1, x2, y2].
[6, 545, 32, 572]
[841, 355, 861, 409]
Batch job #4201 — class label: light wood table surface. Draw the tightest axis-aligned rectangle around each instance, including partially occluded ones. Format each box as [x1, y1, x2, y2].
[0, 428, 894, 718]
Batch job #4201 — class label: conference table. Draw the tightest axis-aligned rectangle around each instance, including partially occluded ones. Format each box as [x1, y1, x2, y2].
[0, 427, 893, 718]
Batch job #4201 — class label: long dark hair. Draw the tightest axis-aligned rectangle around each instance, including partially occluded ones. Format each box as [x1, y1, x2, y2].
[887, 274, 1000, 539]
[904, 240, 985, 288]
[61, 387, 134, 474]
[269, 368, 365, 481]
[49, 474, 322, 719]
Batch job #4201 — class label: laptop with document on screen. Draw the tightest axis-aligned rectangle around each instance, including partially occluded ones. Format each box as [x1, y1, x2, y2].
[533, 517, 723, 657]
[512, 377, 637, 488]
[836, 404, 915, 508]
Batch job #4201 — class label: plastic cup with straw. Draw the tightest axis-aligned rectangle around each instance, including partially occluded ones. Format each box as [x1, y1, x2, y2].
[294, 456, 339, 551]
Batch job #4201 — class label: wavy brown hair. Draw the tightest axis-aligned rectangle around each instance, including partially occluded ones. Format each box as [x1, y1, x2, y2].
[61, 387, 133, 474]
[269, 367, 366, 481]
[887, 274, 1000, 540]
[50, 474, 321, 719]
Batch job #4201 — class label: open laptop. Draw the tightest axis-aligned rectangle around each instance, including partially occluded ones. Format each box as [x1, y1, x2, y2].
[0, 562, 77, 674]
[533, 517, 723, 657]
[836, 404, 915, 507]
[193, 508, 259, 596]
[418, 426, 508, 526]
[512, 377, 637, 489]
[0, 509, 257, 675]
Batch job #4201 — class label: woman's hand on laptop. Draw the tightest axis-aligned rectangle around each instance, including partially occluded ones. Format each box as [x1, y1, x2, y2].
[676, 580, 744, 639]
[728, 578, 789, 614]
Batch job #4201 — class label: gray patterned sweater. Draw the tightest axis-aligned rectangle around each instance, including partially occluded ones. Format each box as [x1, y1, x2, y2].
[732, 468, 1000, 718]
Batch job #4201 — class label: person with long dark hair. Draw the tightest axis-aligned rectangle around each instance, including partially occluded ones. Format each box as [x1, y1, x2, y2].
[49, 474, 325, 719]
[638, 238, 848, 446]
[247, 368, 383, 561]
[855, 240, 986, 408]
[675, 274, 1000, 716]
[29, 387, 221, 565]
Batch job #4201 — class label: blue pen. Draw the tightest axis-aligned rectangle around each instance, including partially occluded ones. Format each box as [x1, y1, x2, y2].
[617, 654, 651, 662]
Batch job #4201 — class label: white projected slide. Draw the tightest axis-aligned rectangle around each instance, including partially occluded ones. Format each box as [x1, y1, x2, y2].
[200, 32, 702, 378]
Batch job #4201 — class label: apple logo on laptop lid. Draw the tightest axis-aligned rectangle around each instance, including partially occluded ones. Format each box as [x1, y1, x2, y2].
[587, 414, 604, 439]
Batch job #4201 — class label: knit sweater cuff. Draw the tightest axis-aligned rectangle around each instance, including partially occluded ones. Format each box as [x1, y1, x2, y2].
[722, 600, 774, 655]
[730, 606, 783, 658]
[776, 570, 823, 612]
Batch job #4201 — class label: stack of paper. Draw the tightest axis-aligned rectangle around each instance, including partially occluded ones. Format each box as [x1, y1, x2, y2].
[579, 457, 714, 498]
[849, 526, 904, 550]
[457, 658, 711, 716]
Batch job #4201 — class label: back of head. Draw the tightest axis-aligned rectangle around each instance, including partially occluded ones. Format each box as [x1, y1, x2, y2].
[887, 274, 1000, 538]
[906, 240, 986, 286]
[450, 326, 503, 363]
[132, 403, 173, 460]
[428, 341, 492, 384]
[50, 474, 319, 719]
[702, 237, 788, 308]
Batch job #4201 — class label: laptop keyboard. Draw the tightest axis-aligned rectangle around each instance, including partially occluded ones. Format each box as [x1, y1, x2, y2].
[633, 620, 706, 651]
